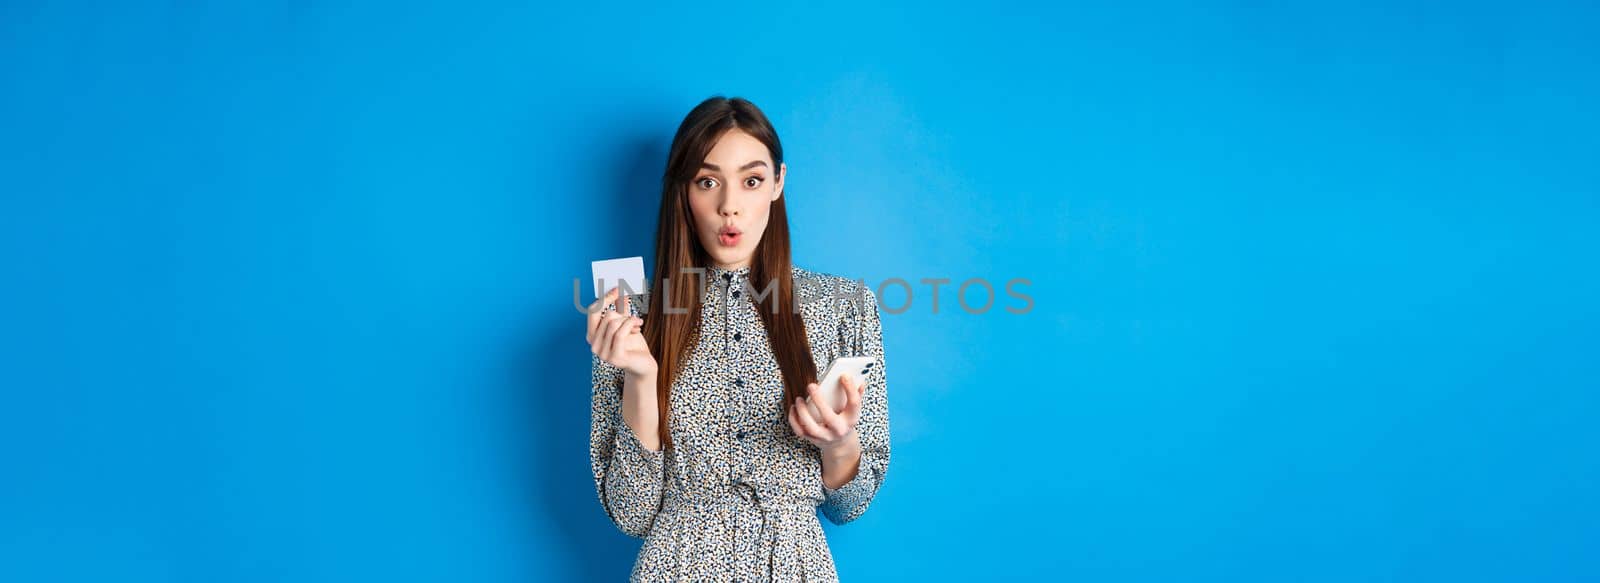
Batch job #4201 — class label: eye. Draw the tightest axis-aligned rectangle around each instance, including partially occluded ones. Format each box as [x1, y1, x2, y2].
[696, 177, 719, 190]
[744, 176, 764, 189]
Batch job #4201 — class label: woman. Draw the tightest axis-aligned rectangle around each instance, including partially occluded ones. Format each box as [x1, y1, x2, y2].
[584, 96, 890, 582]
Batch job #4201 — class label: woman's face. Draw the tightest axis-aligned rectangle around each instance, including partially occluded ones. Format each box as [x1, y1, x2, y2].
[688, 129, 786, 270]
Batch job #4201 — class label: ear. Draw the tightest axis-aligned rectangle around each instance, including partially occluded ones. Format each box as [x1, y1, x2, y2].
[772, 162, 786, 202]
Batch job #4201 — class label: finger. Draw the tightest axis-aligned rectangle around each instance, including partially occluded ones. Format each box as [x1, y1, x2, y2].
[805, 382, 842, 431]
[591, 312, 622, 355]
[843, 372, 863, 418]
[586, 302, 601, 343]
[587, 288, 619, 342]
[787, 402, 809, 439]
[811, 386, 850, 435]
[604, 313, 632, 349]
[610, 316, 641, 357]
[795, 398, 829, 440]
[596, 313, 629, 362]
[832, 373, 857, 414]
[594, 316, 615, 361]
[591, 286, 618, 311]
[803, 381, 824, 419]
[794, 397, 829, 439]
[598, 309, 620, 341]
[620, 293, 631, 318]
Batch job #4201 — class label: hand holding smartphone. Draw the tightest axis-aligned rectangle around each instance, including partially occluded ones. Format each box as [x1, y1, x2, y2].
[807, 355, 876, 416]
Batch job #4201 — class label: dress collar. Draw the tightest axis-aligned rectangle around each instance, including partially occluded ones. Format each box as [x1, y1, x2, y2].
[706, 264, 753, 282]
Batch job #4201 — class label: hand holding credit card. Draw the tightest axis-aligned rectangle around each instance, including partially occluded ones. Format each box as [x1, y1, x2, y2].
[585, 256, 656, 378]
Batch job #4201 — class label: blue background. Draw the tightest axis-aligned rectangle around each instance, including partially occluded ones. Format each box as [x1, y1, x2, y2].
[3, 1, 1597, 581]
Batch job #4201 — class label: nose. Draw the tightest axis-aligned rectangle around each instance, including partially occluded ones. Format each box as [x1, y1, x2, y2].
[718, 191, 741, 217]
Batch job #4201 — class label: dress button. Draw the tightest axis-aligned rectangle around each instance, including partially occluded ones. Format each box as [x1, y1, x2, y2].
[735, 430, 747, 439]
[722, 272, 732, 282]
[732, 289, 740, 298]
[735, 378, 744, 387]
[733, 332, 742, 341]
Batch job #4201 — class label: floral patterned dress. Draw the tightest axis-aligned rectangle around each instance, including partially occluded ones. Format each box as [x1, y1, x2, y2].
[590, 264, 890, 581]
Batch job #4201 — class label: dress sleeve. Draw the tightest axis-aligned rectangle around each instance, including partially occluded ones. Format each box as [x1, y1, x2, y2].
[588, 293, 666, 538]
[820, 282, 891, 525]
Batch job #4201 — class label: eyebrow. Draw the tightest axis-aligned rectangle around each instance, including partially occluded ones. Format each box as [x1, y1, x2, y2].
[699, 160, 769, 173]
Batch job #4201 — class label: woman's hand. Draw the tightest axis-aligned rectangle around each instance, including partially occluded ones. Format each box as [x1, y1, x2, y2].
[788, 372, 865, 456]
[586, 288, 657, 378]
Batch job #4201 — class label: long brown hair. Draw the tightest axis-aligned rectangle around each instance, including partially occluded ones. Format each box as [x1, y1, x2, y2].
[642, 96, 817, 449]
